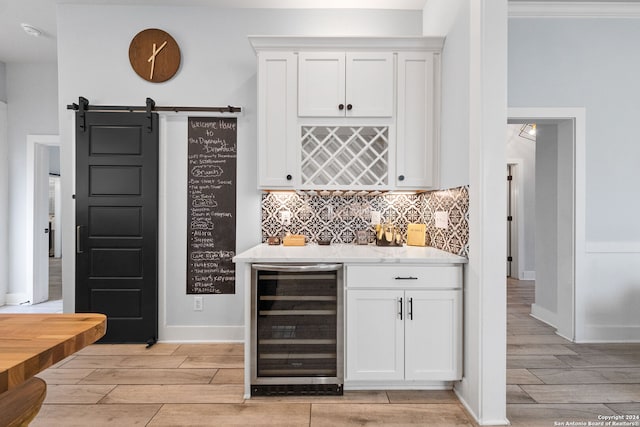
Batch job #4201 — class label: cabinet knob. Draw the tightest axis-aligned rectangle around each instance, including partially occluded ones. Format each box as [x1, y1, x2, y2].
[346, 104, 352, 111]
[286, 174, 292, 181]
[338, 104, 344, 111]
[398, 175, 405, 181]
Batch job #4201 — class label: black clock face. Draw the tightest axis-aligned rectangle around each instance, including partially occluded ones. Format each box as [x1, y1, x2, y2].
[129, 28, 181, 83]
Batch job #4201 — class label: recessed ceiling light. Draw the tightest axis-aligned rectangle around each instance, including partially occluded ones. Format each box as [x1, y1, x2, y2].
[21, 23, 42, 37]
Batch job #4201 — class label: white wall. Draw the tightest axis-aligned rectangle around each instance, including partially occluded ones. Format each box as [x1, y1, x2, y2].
[509, 17, 640, 341]
[506, 124, 536, 278]
[423, 0, 508, 424]
[5, 62, 58, 304]
[0, 62, 6, 101]
[534, 124, 558, 316]
[56, 5, 422, 339]
[423, 0, 469, 189]
[0, 101, 7, 305]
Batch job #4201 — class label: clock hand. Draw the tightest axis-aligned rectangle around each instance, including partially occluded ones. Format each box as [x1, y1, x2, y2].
[149, 43, 156, 80]
[147, 41, 168, 62]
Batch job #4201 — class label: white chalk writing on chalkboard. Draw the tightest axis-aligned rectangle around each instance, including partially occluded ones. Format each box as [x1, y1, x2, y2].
[186, 117, 237, 295]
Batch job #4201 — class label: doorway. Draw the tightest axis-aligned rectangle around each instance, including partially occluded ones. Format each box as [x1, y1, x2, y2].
[507, 107, 585, 342]
[26, 134, 61, 307]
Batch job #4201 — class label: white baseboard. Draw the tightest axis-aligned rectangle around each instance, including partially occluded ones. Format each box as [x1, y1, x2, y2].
[530, 303, 557, 329]
[520, 270, 535, 280]
[576, 325, 640, 343]
[159, 325, 244, 342]
[454, 389, 509, 426]
[5, 293, 30, 305]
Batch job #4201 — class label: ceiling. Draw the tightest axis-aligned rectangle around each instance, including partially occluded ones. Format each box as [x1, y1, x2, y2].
[2, 0, 639, 63]
[0, 0, 428, 63]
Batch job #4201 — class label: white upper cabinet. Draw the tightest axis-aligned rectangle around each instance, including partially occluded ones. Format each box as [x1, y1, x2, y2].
[298, 52, 394, 118]
[257, 51, 298, 189]
[249, 36, 443, 191]
[396, 52, 439, 189]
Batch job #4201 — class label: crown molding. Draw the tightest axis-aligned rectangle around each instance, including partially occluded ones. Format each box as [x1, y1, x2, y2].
[509, 1, 640, 18]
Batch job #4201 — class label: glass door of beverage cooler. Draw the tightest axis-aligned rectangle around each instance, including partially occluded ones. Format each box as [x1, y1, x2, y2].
[251, 264, 343, 395]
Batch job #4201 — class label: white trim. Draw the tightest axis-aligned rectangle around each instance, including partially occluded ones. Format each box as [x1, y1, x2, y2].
[455, 389, 510, 426]
[508, 107, 586, 343]
[507, 159, 525, 281]
[576, 325, 640, 343]
[521, 270, 535, 280]
[248, 36, 445, 53]
[26, 134, 60, 306]
[530, 303, 557, 329]
[5, 292, 30, 305]
[586, 241, 640, 253]
[509, 1, 640, 18]
[160, 325, 244, 342]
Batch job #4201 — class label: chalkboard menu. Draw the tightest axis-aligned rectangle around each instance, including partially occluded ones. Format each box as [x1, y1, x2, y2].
[186, 117, 237, 294]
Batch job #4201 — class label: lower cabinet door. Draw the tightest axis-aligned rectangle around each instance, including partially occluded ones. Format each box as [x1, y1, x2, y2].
[346, 290, 404, 381]
[404, 290, 462, 381]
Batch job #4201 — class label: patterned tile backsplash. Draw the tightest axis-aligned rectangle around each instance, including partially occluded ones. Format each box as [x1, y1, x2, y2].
[261, 186, 469, 257]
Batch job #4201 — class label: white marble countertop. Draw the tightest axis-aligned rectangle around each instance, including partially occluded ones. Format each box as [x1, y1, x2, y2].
[233, 243, 467, 264]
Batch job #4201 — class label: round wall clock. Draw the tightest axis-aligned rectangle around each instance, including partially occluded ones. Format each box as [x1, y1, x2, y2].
[129, 28, 181, 83]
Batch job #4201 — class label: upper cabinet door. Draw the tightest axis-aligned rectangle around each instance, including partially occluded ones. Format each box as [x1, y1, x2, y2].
[298, 52, 393, 118]
[396, 51, 438, 189]
[298, 52, 345, 117]
[345, 52, 394, 118]
[257, 52, 298, 188]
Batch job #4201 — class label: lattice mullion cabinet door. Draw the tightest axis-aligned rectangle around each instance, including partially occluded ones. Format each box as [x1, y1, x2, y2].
[257, 51, 299, 188]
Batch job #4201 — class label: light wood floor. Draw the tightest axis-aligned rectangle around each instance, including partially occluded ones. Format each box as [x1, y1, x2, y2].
[506, 278, 640, 426]
[28, 279, 640, 426]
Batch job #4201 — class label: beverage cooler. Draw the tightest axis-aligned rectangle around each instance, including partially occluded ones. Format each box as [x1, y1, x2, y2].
[250, 263, 343, 396]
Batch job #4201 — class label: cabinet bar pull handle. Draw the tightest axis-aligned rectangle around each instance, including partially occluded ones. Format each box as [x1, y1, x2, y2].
[394, 276, 418, 280]
[76, 225, 83, 254]
[409, 297, 413, 320]
[398, 297, 403, 320]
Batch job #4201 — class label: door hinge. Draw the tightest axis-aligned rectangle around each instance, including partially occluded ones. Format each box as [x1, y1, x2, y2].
[507, 175, 513, 181]
[507, 215, 513, 221]
[507, 256, 513, 262]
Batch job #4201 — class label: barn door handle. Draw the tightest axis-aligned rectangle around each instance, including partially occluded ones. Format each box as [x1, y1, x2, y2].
[76, 226, 84, 254]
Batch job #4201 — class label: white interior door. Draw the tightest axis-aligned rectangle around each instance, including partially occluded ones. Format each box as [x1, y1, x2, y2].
[33, 143, 50, 304]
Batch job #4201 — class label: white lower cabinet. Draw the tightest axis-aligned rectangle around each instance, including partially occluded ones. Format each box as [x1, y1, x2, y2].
[345, 270, 462, 384]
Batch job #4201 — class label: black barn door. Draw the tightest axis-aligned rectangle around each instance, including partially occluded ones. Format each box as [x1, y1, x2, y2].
[76, 111, 158, 344]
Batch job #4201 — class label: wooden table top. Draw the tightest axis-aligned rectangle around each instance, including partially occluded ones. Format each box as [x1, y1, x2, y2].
[0, 313, 106, 394]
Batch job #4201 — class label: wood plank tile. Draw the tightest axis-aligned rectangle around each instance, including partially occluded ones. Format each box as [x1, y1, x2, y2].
[210, 368, 244, 384]
[148, 403, 310, 426]
[507, 344, 577, 356]
[310, 403, 476, 426]
[58, 355, 188, 369]
[172, 343, 243, 356]
[530, 367, 640, 384]
[507, 403, 617, 427]
[386, 390, 459, 403]
[178, 355, 244, 369]
[507, 385, 536, 404]
[32, 404, 162, 427]
[507, 334, 571, 345]
[508, 355, 571, 369]
[521, 384, 640, 404]
[77, 343, 180, 356]
[507, 369, 544, 385]
[36, 369, 95, 384]
[605, 402, 640, 415]
[79, 368, 217, 384]
[556, 353, 640, 368]
[246, 390, 389, 404]
[101, 384, 244, 404]
[43, 384, 116, 404]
